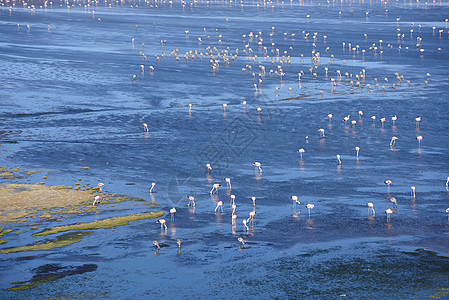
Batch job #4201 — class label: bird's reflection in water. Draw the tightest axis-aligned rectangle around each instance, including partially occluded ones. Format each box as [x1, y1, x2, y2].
[298, 160, 305, 171]
[215, 213, 223, 226]
[306, 217, 314, 230]
[189, 207, 195, 221]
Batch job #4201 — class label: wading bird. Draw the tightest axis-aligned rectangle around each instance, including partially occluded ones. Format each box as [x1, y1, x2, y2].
[210, 183, 221, 194]
[385, 180, 392, 192]
[150, 182, 156, 193]
[157, 219, 167, 230]
[306, 203, 314, 216]
[187, 196, 195, 207]
[153, 240, 160, 250]
[225, 177, 231, 190]
[170, 207, 176, 220]
[142, 123, 149, 132]
[253, 162, 262, 173]
[92, 195, 100, 206]
[390, 197, 397, 207]
[385, 208, 393, 222]
[238, 237, 245, 248]
[390, 136, 398, 146]
[336, 154, 341, 165]
[215, 201, 223, 213]
[366, 202, 375, 215]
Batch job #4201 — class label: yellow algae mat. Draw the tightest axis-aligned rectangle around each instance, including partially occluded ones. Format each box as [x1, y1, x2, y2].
[0, 183, 95, 223]
[0, 181, 163, 253]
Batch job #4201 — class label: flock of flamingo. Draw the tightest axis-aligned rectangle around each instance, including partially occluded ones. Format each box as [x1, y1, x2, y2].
[138, 108, 449, 250]
[6, 0, 448, 251]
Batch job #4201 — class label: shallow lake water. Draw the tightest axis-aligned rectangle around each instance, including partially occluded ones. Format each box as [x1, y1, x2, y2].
[1, 0, 449, 298]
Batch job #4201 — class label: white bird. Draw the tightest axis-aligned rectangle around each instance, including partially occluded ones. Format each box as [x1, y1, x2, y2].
[253, 162, 262, 173]
[385, 208, 393, 221]
[187, 196, 195, 207]
[225, 178, 232, 190]
[210, 183, 221, 194]
[366, 202, 375, 215]
[157, 219, 167, 230]
[150, 182, 156, 193]
[92, 195, 100, 205]
[215, 201, 223, 213]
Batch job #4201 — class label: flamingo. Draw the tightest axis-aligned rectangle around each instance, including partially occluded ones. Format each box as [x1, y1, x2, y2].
[251, 197, 256, 207]
[153, 240, 160, 250]
[225, 178, 232, 190]
[142, 123, 149, 132]
[297, 148, 305, 160]
[358, 110, 363, 118]
[253, 162, 262, 173]
[415, 117, 421, 127]
[371, 116, 376, 123]
[187, 196, 195, 207]
[97, 183, 104, 193]
[336, 154, 342, 165]
[177, 238, 181, 249]
[328, 114, 333, 122]
[230, 194, 236, 205]
[306, 204, 314, 216]
[188, 103, 192, 113]
[157, 219, 167, 230]
[385, 208, 393, 222]
[243, 219, 249, 231]
[231, 204, 237, 215]
[390, 197, 397, 207]
[92, 195, 100, 206]
[232, 213, 237, 224]
[291, 195, 300, 206]
[210, 183, 221, 194]
[150, 182, 156, 193]
[215, 201, 223, 213]
[380, 118, 386, 127]
[318, 128, 325, 138]
[366, 202, 375, 215]
[355, 147, 360, 157]
[416, 136, 423, 146]
[411, 186, 416, 198]
[170, 207, 176, 221]
[446, 177, 449, 188]
[446, 208, 449, 221]
[390, 136, 398, 146]
[391, 115, 397, 126]
[247, 211, 256, 225]
[238, 237, 245, 248]
[206, 163, 212, 173]
[385, 180, 392, 192]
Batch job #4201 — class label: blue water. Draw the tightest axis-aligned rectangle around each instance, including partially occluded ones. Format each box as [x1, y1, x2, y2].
[1, 0, 449, 298]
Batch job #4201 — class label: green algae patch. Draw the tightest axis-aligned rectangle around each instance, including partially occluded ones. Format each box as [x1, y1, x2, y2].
[0, 231, 92, 254]
[0, 240, 7, 244]
[35, 211, 164, 236]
